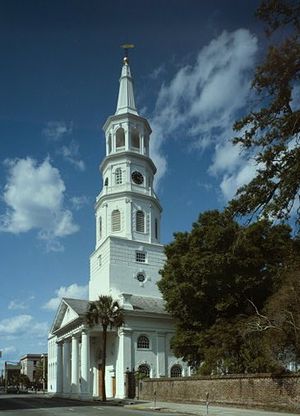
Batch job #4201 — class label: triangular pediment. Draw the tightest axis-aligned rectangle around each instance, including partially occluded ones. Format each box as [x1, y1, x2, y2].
[49, 298, 89, 334]
[61, 305, 78, 326]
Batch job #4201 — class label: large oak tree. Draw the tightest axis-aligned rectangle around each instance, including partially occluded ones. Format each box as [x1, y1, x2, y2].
[228, 0, 300, 226]
[158, 210, 293, 373]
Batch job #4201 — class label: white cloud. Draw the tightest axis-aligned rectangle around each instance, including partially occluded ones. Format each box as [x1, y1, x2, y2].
[43, 283, 89, 311]
[0, 346, 16, 354]
[0, 315, 48, 338]
[8, 296, 35, 311]
[149, 29, 258, 193]
[209, 141, 243, 175]
[42, 121, 73, 141]
[149, 64, 166, 80]
[220, 159, 257, 200]
[59, 141, 85, 171]
[0, 157, 79, 250]
[71, 195, 90, 210]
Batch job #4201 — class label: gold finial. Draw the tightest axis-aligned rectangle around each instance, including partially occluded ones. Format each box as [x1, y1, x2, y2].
[121, 44, 135, 64]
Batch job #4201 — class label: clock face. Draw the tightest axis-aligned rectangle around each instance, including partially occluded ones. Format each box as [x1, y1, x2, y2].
[131, 171, 144, 185]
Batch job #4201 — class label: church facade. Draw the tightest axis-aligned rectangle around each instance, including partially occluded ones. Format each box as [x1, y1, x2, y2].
[47, 54, 188, 399]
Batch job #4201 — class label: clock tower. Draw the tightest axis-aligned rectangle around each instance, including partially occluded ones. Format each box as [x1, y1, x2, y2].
[89, 54, 165, 301]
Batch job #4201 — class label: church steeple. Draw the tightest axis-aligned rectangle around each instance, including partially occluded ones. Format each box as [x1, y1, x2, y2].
[115, 50, 138, 116]
[89, 49, 164, 302]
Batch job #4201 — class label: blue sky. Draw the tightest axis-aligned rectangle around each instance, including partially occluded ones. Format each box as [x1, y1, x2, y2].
[0, 0, 264, 370]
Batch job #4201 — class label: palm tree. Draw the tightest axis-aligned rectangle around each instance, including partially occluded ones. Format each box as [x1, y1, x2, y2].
[86, 295, 124, 401]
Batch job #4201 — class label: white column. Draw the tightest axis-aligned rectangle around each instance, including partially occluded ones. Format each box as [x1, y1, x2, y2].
[149, 204, 152, 243]
[140, 134, 144, 155]
[56, 342, 63, 393]
[116, 329, 132, 398]
[80, 330, 90, 395]
[156, 333, 166, 377]
[112, 129, 116, 153]
[125, 126, 129, 150]
[71, 336, 79, 393]
[104, 203, 108, 239]
[126, 161, 131, 184]
[63, 340, 71, 393]
[125, 198, 132, 239]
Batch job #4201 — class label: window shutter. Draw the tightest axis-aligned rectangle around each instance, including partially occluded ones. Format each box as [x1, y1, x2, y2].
[136, 210, 145, 232]
[111, 210, 121, 231]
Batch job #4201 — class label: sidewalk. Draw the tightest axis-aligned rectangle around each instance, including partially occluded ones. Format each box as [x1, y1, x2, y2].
[125, 400, 300, 416]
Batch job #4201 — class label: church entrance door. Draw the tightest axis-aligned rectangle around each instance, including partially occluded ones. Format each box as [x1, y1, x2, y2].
[126, 371, 136, 399]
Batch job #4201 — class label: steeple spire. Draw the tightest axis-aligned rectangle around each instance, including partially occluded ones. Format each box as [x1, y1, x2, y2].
[115, 44, 138, 116]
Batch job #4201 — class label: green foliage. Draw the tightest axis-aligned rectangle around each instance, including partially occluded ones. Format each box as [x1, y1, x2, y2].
[247, 257, 300, 367]
[158, 210, 293, 372]
[87, 295, 124, 331]
[228, 0, 300, 226]
[33, 358, 47, 386]
[19, 374, 31, 388]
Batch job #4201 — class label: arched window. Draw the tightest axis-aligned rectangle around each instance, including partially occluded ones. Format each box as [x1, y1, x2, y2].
[137, 335, 150, 349]
[138, 364, 150, 378]
[99, 216, 102, 239]
[111, 210, 121, 232]
[136, 210, 145, 232]
[116, 128, 125, 149]
[131, 128, 140, 149]
[104, 177, 109, 186]
[108, 134, 112, 153]
[170, 364, 182, 378]
[155, 218, 158, 239]
[115, 168, 122, 185]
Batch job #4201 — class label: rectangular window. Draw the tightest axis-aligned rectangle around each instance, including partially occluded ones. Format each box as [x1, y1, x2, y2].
[136, 251, 146, 263]
[115, 168, 122, 185]
[98, 255, 102, 267]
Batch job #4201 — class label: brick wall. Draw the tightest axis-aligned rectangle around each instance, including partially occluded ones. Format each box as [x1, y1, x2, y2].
[139, 374, 300, 412]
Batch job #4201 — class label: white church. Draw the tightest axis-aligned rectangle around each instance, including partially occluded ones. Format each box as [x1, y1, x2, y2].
[47, 53, 188, 399]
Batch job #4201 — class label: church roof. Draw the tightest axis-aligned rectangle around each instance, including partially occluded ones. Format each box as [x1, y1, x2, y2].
[130, 295, 167, 314]
[49, 295, 168, 336]
[63, 296, 167, 315]
[63, 298, 89, 315]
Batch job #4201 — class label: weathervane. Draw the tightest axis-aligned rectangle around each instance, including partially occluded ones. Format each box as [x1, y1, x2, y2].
[121, 43, 135, 64]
